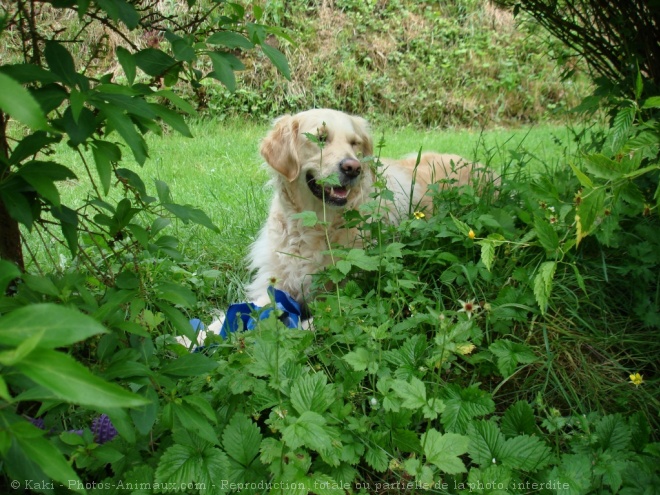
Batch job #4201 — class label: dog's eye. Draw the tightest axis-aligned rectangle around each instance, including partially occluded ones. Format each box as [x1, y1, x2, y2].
[350, 139, 361, 147]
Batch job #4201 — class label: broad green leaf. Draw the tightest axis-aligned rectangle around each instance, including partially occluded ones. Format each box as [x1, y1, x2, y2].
[222, 414, 262, 467]
[641, 95, 660, 109]
[422, 429, 468, 474]
[247, 338, 295, 378]
[160, 353, 218, 377]
[534, 216, 559, 253]
[282, 411, 332, 452]
[155, 444, 230, 490]
[208, 51, 237, 91]
[261, 44, 291, 80]
[16, 160, 76, 207]
[14, 348, 148, 408]
[595, 414, 631, 452]
[478, 240, 495, 271]
[12, 422, 85, 493]
[501, 434, 552, 472]
[0, 73, 50, 131]
[207, 31, 254, 49]
[129, 386, 159, 436]
[345, 249, 379, 271]
[467, 420, 506, 466]
[153, 89, 197, 115]
[96, 0, 140, 29]
[583, 153, 622, 180]
[611, 104, 635, 152]
[0, 303, 106, 348]
[0, 259, 21, 294]
[0, 63, 61, 84]
[466, 465, 513, 495]
[393, 377, 427, 410]
[157, 303, 196, 340]
[116, 46, 136, 85]
[569, 163, 594, 188]
[44, 41, 76, 86]
[292, 210, 318, 227]
[440, 384, 495, 434]
[342, 347, 371, 372]
[489, 340, 538, 378]
[150, 104, 192, 137]
[546, 454, 592, 494]
[450, 213, 472, 236]
[155, 281, 196, 307]
[172, 402, 220, 445]
[290, 373, 335, 415]
[8, 131, 60, 166]
[134, 48, 177, 77]
[99, 104, 148, 165]
[163, 203, 220, 232]
[91, 140, 122, 195]
[364, 445, 388, 472]
[501, 401, 537, 437]
[533, 261, 557, 315]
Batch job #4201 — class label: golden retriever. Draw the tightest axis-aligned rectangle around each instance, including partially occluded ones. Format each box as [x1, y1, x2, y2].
[246, 108, 490, 307]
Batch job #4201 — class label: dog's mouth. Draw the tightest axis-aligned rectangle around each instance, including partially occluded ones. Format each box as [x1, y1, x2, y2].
[306, 172, 350, 206]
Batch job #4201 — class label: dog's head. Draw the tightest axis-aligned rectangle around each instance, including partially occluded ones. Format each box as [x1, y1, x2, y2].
[260, 109, 374, 209]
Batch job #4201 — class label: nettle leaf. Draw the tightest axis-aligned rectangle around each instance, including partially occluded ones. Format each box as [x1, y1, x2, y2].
[468, 420, 551, 473]
[155, 444, 230, 491]
[440, 384, 495, 434]
[345, 249, 379, 271]
[576, 187, 605, 246]
[611, 104, 635, 152]
[533, 261, 557, 315]
[422, 429, 469, 475]
[292, 210, 319, 227]
[0, 73, 50, 131]
[393, 377, 427, 410]
[282, 411, 333, 452]
[14, 348, 149, 408]
[595, 414, 631, 452]
[0, 303, 106, 348]
[478, 240, 495, 271]
[172, 402, 220, 445]
[501, 434, 552, 472]
[222, 414, 262, 468]
[290, 373, 335, 415]
[466, 465, 513, 494]
[534, 216, 559, 254]
[501, 401, 538, 437]
[342, 347, 373, 372]
[489, 340, 538, 378]
[364, 445, 389, 472]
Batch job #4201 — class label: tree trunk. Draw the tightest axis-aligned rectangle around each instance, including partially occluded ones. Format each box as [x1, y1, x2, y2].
[0, 112, 25, 272]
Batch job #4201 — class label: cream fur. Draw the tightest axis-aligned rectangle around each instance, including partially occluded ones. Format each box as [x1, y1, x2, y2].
[246, 109, 491, 306]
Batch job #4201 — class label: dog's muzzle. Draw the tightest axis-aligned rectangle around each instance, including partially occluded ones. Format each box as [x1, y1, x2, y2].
[306, 158, 362, 207]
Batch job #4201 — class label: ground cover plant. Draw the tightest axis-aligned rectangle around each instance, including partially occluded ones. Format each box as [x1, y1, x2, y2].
[1, 0, 659, 494]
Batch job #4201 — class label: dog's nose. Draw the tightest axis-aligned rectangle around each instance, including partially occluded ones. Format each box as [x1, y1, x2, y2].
[339, 158, 361, 178]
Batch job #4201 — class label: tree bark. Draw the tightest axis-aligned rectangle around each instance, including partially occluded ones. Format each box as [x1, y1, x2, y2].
[0, 112, 25, 272]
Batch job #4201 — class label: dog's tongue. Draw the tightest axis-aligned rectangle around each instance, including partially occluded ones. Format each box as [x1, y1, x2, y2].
[326, 186, 348, 200]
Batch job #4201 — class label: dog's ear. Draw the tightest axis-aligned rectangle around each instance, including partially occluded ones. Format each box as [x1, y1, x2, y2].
[260, 115, 301, 181]
[351, 116, 374, 157]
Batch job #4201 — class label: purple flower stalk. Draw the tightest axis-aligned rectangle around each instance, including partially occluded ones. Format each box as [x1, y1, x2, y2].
[91, 414, 118, 444]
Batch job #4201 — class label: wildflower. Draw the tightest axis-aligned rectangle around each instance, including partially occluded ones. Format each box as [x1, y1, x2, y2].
[369, 397, 379, 408]
[456, 343, 476, 355]
[414, 211, 426, 220]
[91, 414, 117, 444]
[458, 299, 477, 319]
[468, 229, 476, 239]
[630, 372, 644, 387]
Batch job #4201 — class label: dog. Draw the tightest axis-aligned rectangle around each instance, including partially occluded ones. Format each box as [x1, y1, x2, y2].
[246, 108, 492, 308]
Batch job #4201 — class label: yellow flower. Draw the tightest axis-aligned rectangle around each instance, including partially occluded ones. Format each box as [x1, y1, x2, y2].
[468, 229, 476, 239]
[414, 211, 426, 220]
[456, 343, 476, 355]
[630, 372, 644, 387]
